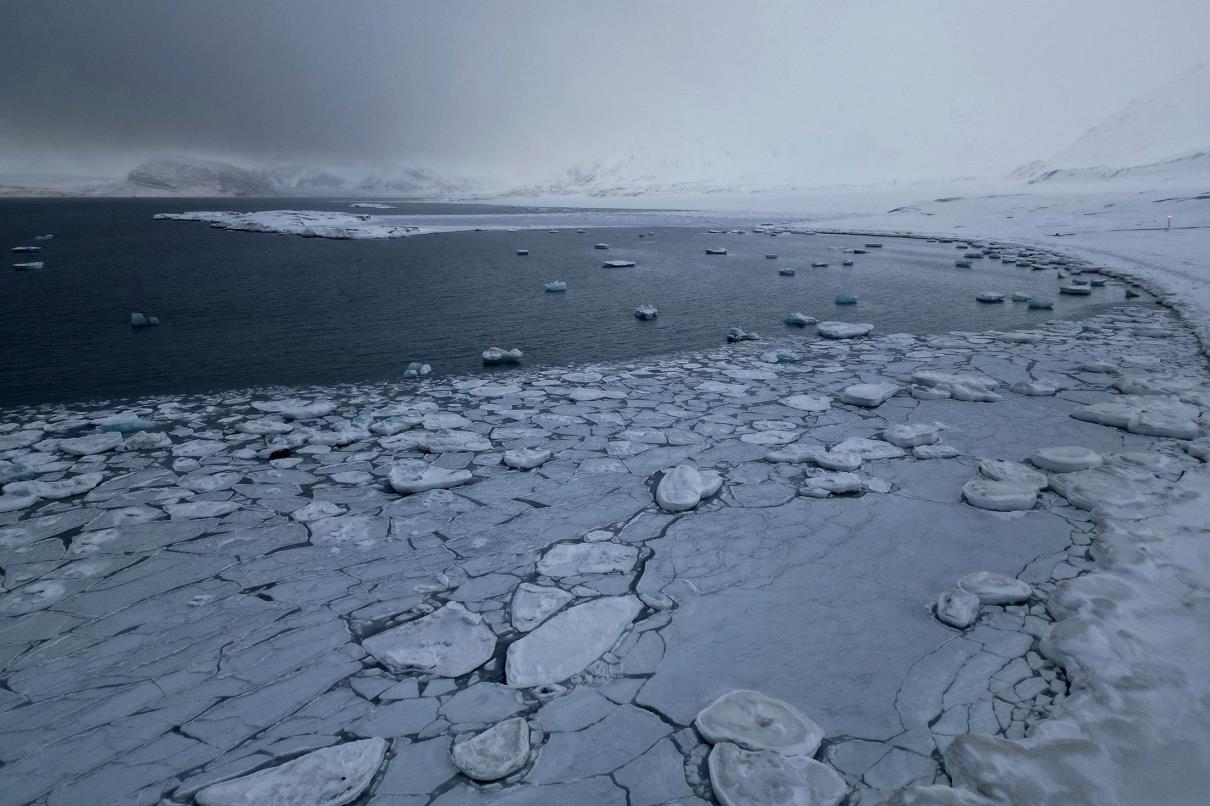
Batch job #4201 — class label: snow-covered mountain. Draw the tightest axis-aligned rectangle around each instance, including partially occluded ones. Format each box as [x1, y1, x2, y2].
[1013, 62, 1210, 184]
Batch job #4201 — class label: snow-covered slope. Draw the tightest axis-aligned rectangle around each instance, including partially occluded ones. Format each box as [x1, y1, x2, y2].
[1014, 62, 1210, 184]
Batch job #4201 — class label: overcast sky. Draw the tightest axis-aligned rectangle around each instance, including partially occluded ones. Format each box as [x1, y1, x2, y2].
[1, 0, 1206, 185]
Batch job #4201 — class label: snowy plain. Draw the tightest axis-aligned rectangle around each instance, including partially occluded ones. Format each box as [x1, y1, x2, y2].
[2, 178, 1207, 805]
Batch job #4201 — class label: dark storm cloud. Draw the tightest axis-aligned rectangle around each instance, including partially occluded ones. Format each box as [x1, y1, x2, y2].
[1, 0, 1207, 182]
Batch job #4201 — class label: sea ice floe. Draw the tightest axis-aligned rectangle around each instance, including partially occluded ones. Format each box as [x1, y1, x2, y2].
[451, 717, 531, 781]
[634, 303, 659, 320]
[418, 429, 492, 453]
[832, 437, 906, 460]
[388, 460, 473, 494]
[503, 447, 551, 469]
[694, 690, 824, 756]
[936, 590, 981, 629]
[1010, 380, 1058, 396]
[839, 382, 900, 407]
[482, 347, 523, 366]
[957, 571, 1033, 604]
[252, 398, 336, 419]
[505, 595, 642, 687]
[708, 743, 847, 806]
[783, 312, 816, 327]
[129, 312, 160, 327]
[978, 458, 1048, 490]
[913, 444, 960, 459]
[4, 472, 104, 500]
[195, 738, 387, 806]
[911, 370, 1002, 402]
[57, 432, 123, 456]
[537, 542, 637, 577]
[510, 583, 574, 632]
[362, 602, 496, 677]
[801, 471, 862, 497]
[781, 394, 832, 413]
[1029, 446, 1102, 473]
[816, 321, 873, 339]
[961, 478, 1038, 511]
[655, 464, 724, 511]
[403, 361, 432, 379]
[882, 422, 942, 448]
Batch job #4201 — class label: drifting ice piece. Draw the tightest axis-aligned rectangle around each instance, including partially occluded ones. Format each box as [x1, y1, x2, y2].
[361, 602, 495, 676]
[936, 590, 981, 628]
[839, 383, 899, 407]
[812, 261, 829, 268]
[506, 596, 641, 687]
[634, 304, 658, 320]
[781, 394, 832, 412]
[1011, 292, 1030, 302]
[403, 361, 431, 379]
[503, 447, 551, 470]
[760, 350, 801, 364]
[195, 738, 386, 806]
[516, 249, 529, 256]
[961, 478, 1038, 511]
[816, 321, 873, 339]
[603, 259, 635, 268]
[779, 268, 796, 276]
[695, 690, 824, 756]
[1029, 446, 1102, 473]
[708, 744, 846, 806]
[594, 243, 610, 249]
[882, 422, 941, 448]
[482, 347, 523, 365]
[975, 292, 1005, 303]
[388, 459, 472, 494]
[451, 717, 531, 781]
[656, 464, 724, 511]
[11, 246, 41, 252]
[978, 458, 1048, 489]
[955, 260, 973, 268]
[727, 327, 760, 342]
[783, 312, 816, 327]
[129, 312, 160, 327]
[544, 280, 567, 292]
[1027, 299, 1054, 309]
[706, 248, 728, 255]
[842, 259, 854, 266]
[766, 253, 778, 259]
[957, 571, 1033, 604]
[12, 262, 42, 270]
[834, 294, 856, 304]
[1059, 284, 1092, 296]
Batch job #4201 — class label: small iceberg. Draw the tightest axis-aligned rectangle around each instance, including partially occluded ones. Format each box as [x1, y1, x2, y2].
[1059, 284, 1092, 296]
[727, 327, 759, 343]
[955, 260, 973, 268]
[766, 254, 778, 259]
[603, 259, 635, 268]
[865, 242, 883, 248]
[544, 280, 567, 293]
[130, 312, 160, 327]
[13, 262, 42, 271]
[576, 229, 586, 233]
[11, 246, 41, 253]
[834, 293, 857, 305]
[842, 259, 854, 266]
[975, 292, 1005, 303]
[483, 347, 523, 365]
[783, 312, 817, 327]
[516, 249, 529, 256]
[1027, 299, 1054, 310]
[594, 243, 610, 250]
[1011, 291, 1030, 302]
[760, 350, 801, 364]
[778, 268, 796, 276]
[811, 261, 829, 268]
[403, 361, 432, 379]
[634, 303, 658, 320]
[706, 248, 728, 255]
[34, 234, 54, 240]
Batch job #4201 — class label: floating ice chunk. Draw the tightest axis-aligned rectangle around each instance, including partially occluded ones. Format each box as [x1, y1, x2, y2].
[957, 571, 1032, 604]
[706, 248, 728, 255]
[505, 595, 642, 687]
[538, 542, 637, 578]
[129, 312, 160, 327]
[975, 292, 1005, 303]
[1029, 446, 1102, 473]
[911, 370, 1001, 402]
[403, 361, 432, 379]
[765, 444, 825, 464]
[839, 382, 900, 407]
[252, 398, 336, 419]
[388, 459, 473, 494]
[978, 458, 1048, 489]
[832, 437, 906, 460]
[656, 464, 724, 511]
[961, 478, 1038, 511]
[882, 422, 942, 448]
[544, 280, 567, 293]
[11, 245, 41, 252]
[1027, 299, 1054, 309]
[195, 738, 386, 806]
[727, 327, 760, 342]
[503, 447, 551, 469]
[419, 429, 492, 453]
[1059, 283, 1092, 295]
[779, 268, 796, 276]
[1010, 380, 1057, 396]
[760, 350, 801, 364]
[1127, 410, 1201, 440]
[362, 602, 496, 676]
[58, 432, 123, 456]
[936, 590, 980, 629]
[594, 243, 610, 249]
[708, 743, 846, 806]
[634, 303, 658, 320]
[834, 293, 856, 304]
[815, 450, 862, 472]
[783, 312, 816, 327]
[913, 444, 960, 459]
[766, 253, 778, 259]
[516, 249, 529, 256]
[842, 259, 854, 266]
[603, 259, 636, 268]
[695, 690, 824, 756]
[511, 583, 574, 632]
[816, 321, 873, 339]
[1011, 292, 1030, 302]
[0, 493, 38, 513]
[292, 500, 345, 523]
[955, 260, 972, 268]
[13, 261, 42, 270]
[5, 472, 104, 500]
[166, 501, 241, 519]
[95, 414, 156, 433]
[467, 383, 522, 398]
[781, 394, 832, 413]
[802, 472, 862, 496]
[1186, 438, 1210, 462]
[0, 430, 43, 451]
[34, 234, 54, 240]
[451, 717, 531, 781]
[482, 347, 523, 365]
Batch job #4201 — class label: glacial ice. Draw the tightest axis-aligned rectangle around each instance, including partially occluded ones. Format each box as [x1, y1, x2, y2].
[403, 361, 432, 379]
[503, 447, 551, 469]
[129, 312, 160, 327]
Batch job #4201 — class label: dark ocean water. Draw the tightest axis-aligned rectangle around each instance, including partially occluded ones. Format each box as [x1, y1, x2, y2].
[0, 198, 1132, 406]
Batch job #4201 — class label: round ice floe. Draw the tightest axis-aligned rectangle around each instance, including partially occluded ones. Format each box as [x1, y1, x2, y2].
[913, 444, 959, 459]
[978, 458, 1048, 490]
[1009, 381, 1058, 396]
[656, 465, 723, 512]
[195, 738, 386, 806]
[781, 394, 832, 413]
[695, 690, 824, 756]
[802, 472, 862, 497]
[537, 542, 637, 578]
[0, 493, 37, 513]
[765, 444, 824, 464]
[57, 432, 123, 456]
[957, 571, 1033, 605]
[816, 321, 873, 339]
[361, 602, 496, 676]
[510, 583, 574, 632]
[831, 437, 905, 460]
[503, 448, 551, 470]
[839, 383, 900, 408]
[251, 398, 335, 420]
[936, 589, 980, 629]
[882, 423, 942, 448]
[388, 460, 473, 494]
[961, 479, 1038, 511]
[910, 385, 950, 401]
[1127, 411, 1201, 440]
[814, 450, 862, 472]
[4, 472, 104, 500]
[1029, 446, 1102, 473]
[451, 717, 531, 781]
[708, 743, 846, 806]
[505, 596, 641, 687]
